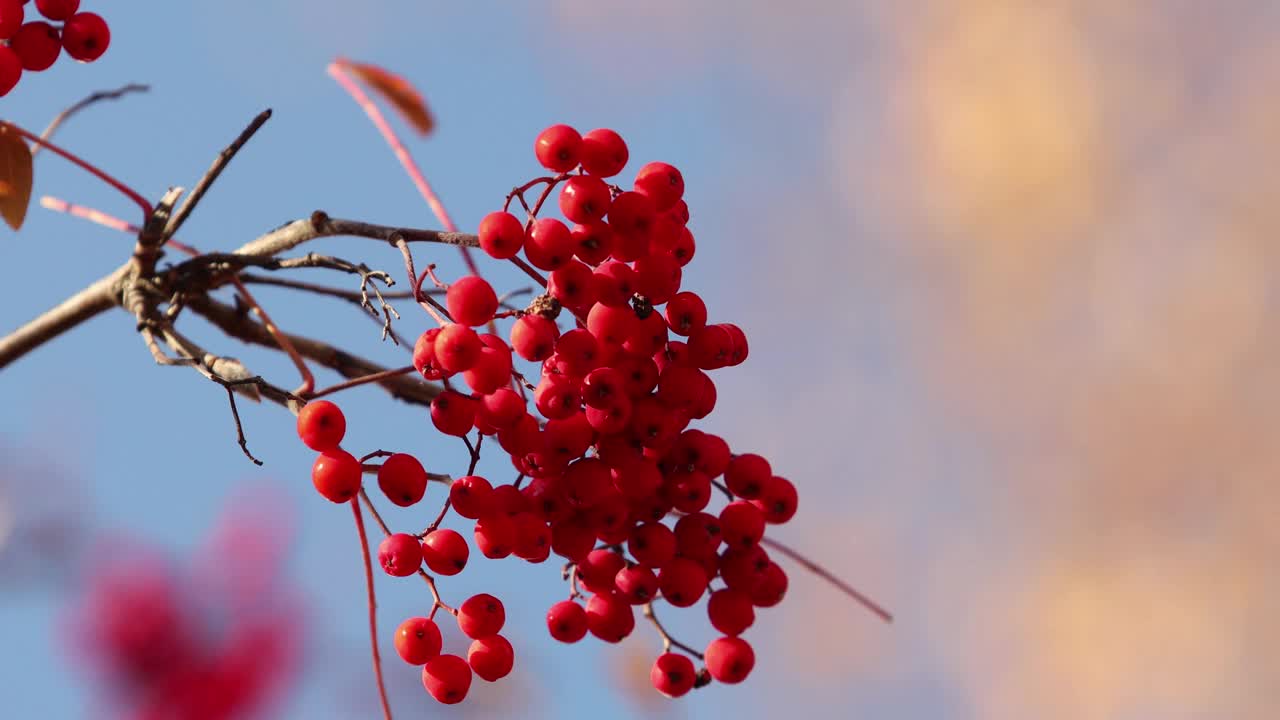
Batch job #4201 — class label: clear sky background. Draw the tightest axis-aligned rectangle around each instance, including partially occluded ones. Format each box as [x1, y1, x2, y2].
[3, 2, 1279, 719]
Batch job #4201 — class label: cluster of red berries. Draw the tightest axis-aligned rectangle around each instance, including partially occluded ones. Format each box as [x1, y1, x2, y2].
[0, 0, 110, 96]
[296, 123, 798, 704]
[69, 513, 297, 719]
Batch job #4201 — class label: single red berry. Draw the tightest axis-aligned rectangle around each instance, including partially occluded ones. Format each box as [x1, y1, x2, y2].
[688, 324, 734, 370]
[650, 653, 696, 698]
[512, 511, 552, 561]
[375, 453, 427, 507]
[467, 634, 514, 681]
[524, 217, 575, 270]
[457, 593, 505, 639]
[61, 11, 108, 62]
[0, 0, 24, 40]
[412, 327, 449, 380]
[719, 501, 766, 548]
[11, 20, 60, 71]
[606, 191, 656, 256]
[546, 600, 588, 643]
[510, 313, 560, 361]
[666, 467, 713, 513]
[476, 389, 524, 432]
[394, 617, 442, 665]
[295, 400, 346, 452]
[614, 565, 659, 605]
[631, 253, 682, 305]
[0, 46, 18, 96]
[669, 226, 696, 266]
[421, 529, 469, 576]
[563, 458, 614, 511]
[633, 162, 685, 211]
[430, 390, 476, 437]
[657, 557, 708, 607]
[34, 0, 76, 21]
[624, 309, 672, 358]
[378, 533, 423, 577]
[422, 654, 472, 704]
[571, 221, 616, 266]
[580, 128, 629, 178]
[707, 588, 756, 636]
[751, 561, 788, 607]
[534, 124, 582, 172]
[721, 322, 749, 366]
[533, 374, 581, 421]
[446, 275, 498, 326]
[752, 475, 798, 524]
[551, 517, 596, 562]
[609, 456, 661, 500]
[463, 342, 512, 395]
[613, 351, 660, 397]
[628, 522, 676, 568]
[587, 303, 638, 347]
[719, 545, 771, 593]
[585, 592, 635, 643]
[450, 475, 494, 519]
[478, 210, 525, 259]
[664, 292, 708, 337]
[311, 449, 362, 503]
[724, 454, 772, 499]
[577, 547, 625, 593]
[433, 324, 482, 372]
[548, 260, 599, 311]
[559, 175, 613, 224]
[473, 513, 516, 559]
[704, 637, 755, 684]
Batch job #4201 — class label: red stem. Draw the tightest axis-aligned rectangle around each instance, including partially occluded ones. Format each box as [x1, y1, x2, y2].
[5, 123, 153, 219]
[351, 499, 394, 720]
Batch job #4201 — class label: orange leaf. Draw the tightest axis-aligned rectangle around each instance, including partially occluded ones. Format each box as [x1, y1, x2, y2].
[341, 60, 435, 136]
[0, 123, 33, 231]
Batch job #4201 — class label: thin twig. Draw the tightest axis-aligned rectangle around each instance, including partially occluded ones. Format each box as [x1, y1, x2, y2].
[760, 536, 894, 624]
[642, 602, 704, 659]
[308, 366, 416, 399]
[221, 384, 263, 465]
[2, 122, 152, 218]
[35, 83, 150, 158]
[350, 499, 394, 720]
[166, 109, 273, 239]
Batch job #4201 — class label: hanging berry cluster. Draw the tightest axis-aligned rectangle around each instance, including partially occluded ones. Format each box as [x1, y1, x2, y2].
[298, 123, 802, 705]
[0, 0, 110, 97]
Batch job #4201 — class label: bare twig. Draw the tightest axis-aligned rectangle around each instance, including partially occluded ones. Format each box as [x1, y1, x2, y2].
[220, 383, 263, 465]
[642, 602, 705, 659]
[35, 83, 150, 158]
[308, 366, 416, 399]
[165, 109, 273, 239]
[0, 267, 126, 369]
[760, 536, 894, 624]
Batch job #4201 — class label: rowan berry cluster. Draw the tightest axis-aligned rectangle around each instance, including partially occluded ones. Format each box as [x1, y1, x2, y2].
[0, 0, 110, 96]
[297, 123, 798, 704]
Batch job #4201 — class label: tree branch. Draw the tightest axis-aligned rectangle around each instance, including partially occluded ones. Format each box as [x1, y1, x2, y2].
[0, 265, 128, 369]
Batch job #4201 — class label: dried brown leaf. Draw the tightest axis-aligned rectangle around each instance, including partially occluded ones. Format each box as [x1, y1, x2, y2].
[340, 59, 435, 135]
[0, 124, 34, 231]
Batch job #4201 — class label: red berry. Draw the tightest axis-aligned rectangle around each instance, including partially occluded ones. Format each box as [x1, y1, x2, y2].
[478, 211, 525, 259]
[449, 475, 494, 519]
[375, 453, 427, 507]
[705, 636, 754, 684]
[633, 162, 685, 211]
[0, 1, 24, 40]
[477, 389, 524, 432]
[551, 517, 596, 562]
[624, 309, 671, 358]
[34, 0, 76, 21]
[559, 175, 612, 224]
[433, 324, 482, 372]
[650, 653, 696, 698]
[609, 456, 661, 500]
[606, 191, 656, 254]
[524, 217, 575, 270]
[587, 303, 638, 347]
[311, 449, 361, 503]
[628, 522, 676, 568]
[534, 124, 582, 172]
[421, 529, 469, 576]
[546, 600, 588, 643]
[585, 592, 635, 643]
[664, 292, 707, 337]
[578, 548, 625, 593]
[378, 533, 423, 577]
[0, 46, 18, 96]
[430, 390, 476, 437]
[614, 565, 658, 604]
[669, 226, 696, 266]
[412, 328, 449, 380]
[580, 128, 629, 178]
[563, 458, 614, 511]
[61, 11, 108, 62]
[707, 588, 755, 636]
[753, 475, 798, 524]
[688, 324, 734, 370]
[548, 260, 598, 311]
[658, 557, 708, 607]
[632, 253, 682, 304]
[473, 513, 516, 559]
[510, 313, 560, 361]
[512, 511, 552, 561]
[724, 453, 772, 499]
[533, 374, 581, 420]
[722, 322, 749, 366]
[572, 221, 616, 265]
[719, 545, 771, 593]
[422, 654, 472, 704]
[467, 634, 514, 681]
[457, 593, 505, 639]
[446, 276, 498, 326]
[751, 561, 788, 607]
[393, 617, 442, 665]
[295, 400, 346, 452]
[719, 501, 766, 548]
[12, 21, 60, 71]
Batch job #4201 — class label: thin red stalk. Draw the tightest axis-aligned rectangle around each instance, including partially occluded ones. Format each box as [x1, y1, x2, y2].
[229, 278, 315, 395]
[327, 61, 480, 276]
[5, 123, 153, 219]
[308, 365, 415, 399]
[760, 536, 893, 624]
[350, 499, 394, 720]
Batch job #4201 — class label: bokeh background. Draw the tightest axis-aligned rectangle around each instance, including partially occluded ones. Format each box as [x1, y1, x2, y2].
[3, 1, 1279, 718]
